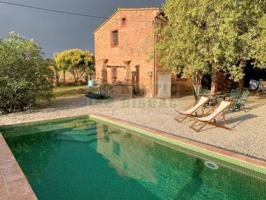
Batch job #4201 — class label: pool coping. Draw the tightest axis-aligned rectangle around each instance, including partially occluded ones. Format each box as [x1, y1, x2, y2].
[0, 134, 37, 200]
[90, 113, 266, 175]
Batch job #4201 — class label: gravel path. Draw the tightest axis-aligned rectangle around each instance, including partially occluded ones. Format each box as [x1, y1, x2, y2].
[0, 95, 266, 160]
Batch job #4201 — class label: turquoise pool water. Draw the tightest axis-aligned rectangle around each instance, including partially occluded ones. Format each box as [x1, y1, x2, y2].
[1, 116, 266, 200]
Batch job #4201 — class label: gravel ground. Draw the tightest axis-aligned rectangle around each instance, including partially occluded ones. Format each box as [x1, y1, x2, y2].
[0, 95, 266, 160]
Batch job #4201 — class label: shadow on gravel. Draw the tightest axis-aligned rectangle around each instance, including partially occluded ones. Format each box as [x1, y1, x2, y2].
[198, 113, 258, 132]
[247, 103, 265, 110]
[228, 114, 258, 128]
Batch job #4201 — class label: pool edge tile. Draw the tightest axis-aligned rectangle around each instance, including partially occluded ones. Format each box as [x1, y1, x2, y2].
[0, 134, 38, 200]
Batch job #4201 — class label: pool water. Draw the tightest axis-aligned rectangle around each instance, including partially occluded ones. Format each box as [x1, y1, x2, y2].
[1, 116, 266, 200]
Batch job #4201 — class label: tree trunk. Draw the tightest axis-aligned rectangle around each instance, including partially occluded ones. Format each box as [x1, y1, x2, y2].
[71, 70, 78, 85]
[238, 60, 245, 94]
[74, 74, 78, 85]
[77, 69, 86, 83]
[89, 70, 92, 80]
[55, 71, 59, 86]
[238, 79, 244, 93]
[191, 80, 199, 101]
[210, 65, 219, 96]
[191, 71, 202, 101]
[63, 70, 66, 85]
[85, 70, 89, 83]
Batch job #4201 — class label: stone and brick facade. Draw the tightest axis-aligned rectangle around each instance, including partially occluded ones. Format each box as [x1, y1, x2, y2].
[94, 8, 191, 98]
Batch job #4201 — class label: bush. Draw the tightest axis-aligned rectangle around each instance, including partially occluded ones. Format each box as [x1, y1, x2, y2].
[0, 32, 53, 113]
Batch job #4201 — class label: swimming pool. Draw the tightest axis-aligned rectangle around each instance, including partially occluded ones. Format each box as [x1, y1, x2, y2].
[1, 115, 266, 200]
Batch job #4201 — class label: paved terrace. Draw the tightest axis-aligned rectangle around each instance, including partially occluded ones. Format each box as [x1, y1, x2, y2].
[0, 134, 37, 200]
[0, 95, 266, 161]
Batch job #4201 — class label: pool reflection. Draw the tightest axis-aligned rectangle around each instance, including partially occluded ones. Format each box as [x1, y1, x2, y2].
[95, 123, 266, 200]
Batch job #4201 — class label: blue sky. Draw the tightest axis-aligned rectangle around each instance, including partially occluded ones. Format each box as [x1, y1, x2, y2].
[0, 0, 164, 57]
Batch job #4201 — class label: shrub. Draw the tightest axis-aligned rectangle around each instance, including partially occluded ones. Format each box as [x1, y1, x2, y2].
[0, 32, 53, 113]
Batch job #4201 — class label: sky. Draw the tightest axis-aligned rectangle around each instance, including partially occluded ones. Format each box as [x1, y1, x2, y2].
[0, 0, 164, 57]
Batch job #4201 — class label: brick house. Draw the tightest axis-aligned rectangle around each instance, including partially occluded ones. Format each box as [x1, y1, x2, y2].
[94, 8, 191, 98]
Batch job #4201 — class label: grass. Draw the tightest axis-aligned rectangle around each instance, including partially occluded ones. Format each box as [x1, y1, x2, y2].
[34, 85, 92, 109]
[53, 85, 89, 99]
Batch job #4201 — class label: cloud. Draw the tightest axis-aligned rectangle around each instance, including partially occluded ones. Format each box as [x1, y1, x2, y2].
[0, 0, 163, 57]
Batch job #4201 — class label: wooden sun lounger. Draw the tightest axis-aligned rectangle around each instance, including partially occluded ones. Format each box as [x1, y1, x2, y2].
[190, 100, 233, 132]
[175, 96, 209, 122]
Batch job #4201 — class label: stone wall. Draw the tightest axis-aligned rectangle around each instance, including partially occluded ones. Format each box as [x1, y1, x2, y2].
[100, 84, 133, 99]
[94, 8, 160, 97]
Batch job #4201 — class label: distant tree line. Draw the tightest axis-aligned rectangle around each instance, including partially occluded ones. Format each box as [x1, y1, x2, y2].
[53, 49, 95, 86]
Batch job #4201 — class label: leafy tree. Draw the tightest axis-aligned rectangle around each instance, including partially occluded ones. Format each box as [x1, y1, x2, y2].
[0, 32, 53, 113]
[157, 0, 265, 97]
[44, 58, 59, 86]
[53, 53, 69, 84]
[88, 55, 95, 81]
[54, 49, 93, 84]
[252, 14, 266, 68]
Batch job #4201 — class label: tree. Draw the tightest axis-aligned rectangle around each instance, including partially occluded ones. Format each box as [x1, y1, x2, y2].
[54, 49, 93, 84]
[157, 0, 265, 97]
[252, 14, 266, 69]
[0, 32, 53, 113]
[45, 58, 59, 86]
[88, 55, 95, 81]
[53, 53, 68, 84]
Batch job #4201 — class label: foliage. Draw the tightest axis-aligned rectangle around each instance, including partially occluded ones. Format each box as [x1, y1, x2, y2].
[0, 32, 53, 113]
[44, 58, 59, 86]
[252, 14, 266, 68]
[157, 0, 265, 96]
[54, 49, 93, 84]
[88, 55, 95, 80]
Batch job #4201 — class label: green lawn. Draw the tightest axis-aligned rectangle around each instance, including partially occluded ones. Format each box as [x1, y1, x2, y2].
[53, 85, 89, 98]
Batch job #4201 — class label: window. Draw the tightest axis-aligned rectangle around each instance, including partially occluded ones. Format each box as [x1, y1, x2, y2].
[121, 17, 126, 26]
[111, 30, 118, 47]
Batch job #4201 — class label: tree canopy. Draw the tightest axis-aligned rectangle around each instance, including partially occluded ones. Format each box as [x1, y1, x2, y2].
[54, 49, 93, 84]
[253, 14, 266, 68]
[0, 32, 53, 113]
[157, 0, 265, 96]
